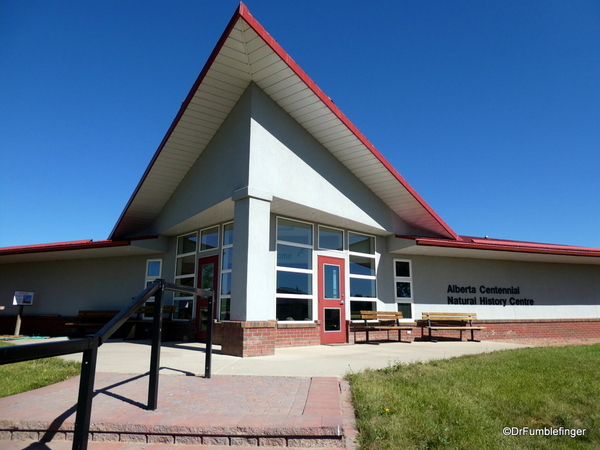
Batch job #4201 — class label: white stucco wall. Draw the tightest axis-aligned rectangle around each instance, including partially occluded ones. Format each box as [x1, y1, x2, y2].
[247, 84, 415, 237]
[0, 254, 164, 316]
[404, 255, 600, 320]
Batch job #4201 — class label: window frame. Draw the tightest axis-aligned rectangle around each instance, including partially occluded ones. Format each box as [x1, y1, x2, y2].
[276, 216, 314, 322]
[199, 225, 220, 252]
[219, 221, 233, 321]
[317, 225, 344, 252]
[347, 231, 377, 318]
[173, 232, 198, 321]
[394, 258, 413, 319]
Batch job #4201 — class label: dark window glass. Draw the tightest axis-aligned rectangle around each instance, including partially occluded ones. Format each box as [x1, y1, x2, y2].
[200, 263, 214, 290]
[200, 227, 219, 251]
[277, 219, 312, 245]
[349, 255, 375, 276]
[276, 271, 312, 295]
[350, 278, 376, 298]
[395, 261, 410, 277]
[176, 255, 195, 276]
[349, 233, 374, 254]
[397, 303, 412, 319]
[220, 297, 230, 321]
[350, 300, 376, 319]
[177, 233, 197, 255]
[319, 227, 343, 250]
[324, 308, 341, 331]
[396, 282, 411, 298]
[276, 298, 312, 321]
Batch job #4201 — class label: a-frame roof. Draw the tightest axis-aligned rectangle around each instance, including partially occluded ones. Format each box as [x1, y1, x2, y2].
[110, 3, 459, 241]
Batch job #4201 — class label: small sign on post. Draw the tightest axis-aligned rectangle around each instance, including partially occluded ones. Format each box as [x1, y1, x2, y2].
[13, 291, 34, 336]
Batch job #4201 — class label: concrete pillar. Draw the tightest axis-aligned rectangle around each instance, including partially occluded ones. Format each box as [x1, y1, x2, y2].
[230, 187, 275, 321]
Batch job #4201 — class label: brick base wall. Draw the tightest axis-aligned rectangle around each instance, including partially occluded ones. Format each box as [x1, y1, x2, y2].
[213, 321, 277, 357]
[276, 322, 320, 348]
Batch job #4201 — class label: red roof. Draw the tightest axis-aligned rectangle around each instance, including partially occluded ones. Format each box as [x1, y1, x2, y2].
[0, 239, 132, 256]
[397, 235, 600, 258]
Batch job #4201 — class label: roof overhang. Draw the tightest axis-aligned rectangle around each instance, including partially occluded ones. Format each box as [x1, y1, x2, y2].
[390, 235, 600, 265]
[0, 236, 167, 264]
[109, 3, 458, 241]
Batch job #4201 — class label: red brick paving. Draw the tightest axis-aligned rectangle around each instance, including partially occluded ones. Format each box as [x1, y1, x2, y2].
[0, 373, 356, 449]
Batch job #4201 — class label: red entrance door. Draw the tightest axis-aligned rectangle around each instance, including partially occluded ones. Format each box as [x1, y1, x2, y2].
[196, 255, 218, 342]
[318, 255, 346, 344]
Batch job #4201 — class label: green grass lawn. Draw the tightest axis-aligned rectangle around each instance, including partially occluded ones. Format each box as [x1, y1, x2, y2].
[0, 342, 81, 398]
[347, 344, 599, 450]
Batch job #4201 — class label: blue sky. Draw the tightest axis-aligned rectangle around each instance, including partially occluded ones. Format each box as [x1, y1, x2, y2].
[1, 1, 599, 248]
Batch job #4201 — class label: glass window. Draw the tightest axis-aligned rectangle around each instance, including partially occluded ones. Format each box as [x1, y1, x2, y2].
[223, 222, 234, 246]
[396, 282, 411, 298]
[220, 297, 231, 321]
[349, 255, 375, 276]
[395, 260, 410, 278]
[200, 263, 214, 290]
[277, 218, 312, 246]
[319, 227, 343, 251]
[177, 233, 197, 255]
[349, 233, 374, 254]
[222, 247, 233, 271]
[221, 272, 232, 296]
[174, 299, 193, 320]
[350, 300, 376, 319]
[324, 264, 340, 299]
[219, 221, 233, 321]
[200, 226, 219, 251]
[277, 244, 312, 270]
[176, 255, 195, 276]
[397, 303, 412, 319]
[350, 278, 376, 298]
[324, 308, 341, 331]
[394, 259, 413, 318]
[146, 260, 161, 278]
[276, 271, 312, 295]
[276, 298, 312, 321]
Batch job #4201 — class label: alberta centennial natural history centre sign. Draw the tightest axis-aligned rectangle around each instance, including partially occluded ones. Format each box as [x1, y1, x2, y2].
[447, 285, 534, 307]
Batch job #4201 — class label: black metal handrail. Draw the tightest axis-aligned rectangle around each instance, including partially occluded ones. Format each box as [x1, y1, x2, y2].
[0, 279, 213, 450]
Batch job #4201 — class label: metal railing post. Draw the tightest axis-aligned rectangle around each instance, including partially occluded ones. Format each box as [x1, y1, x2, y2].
[147, 280, 165, 410]
[72, 335, 99, 450]
[205, 294, 213, 379]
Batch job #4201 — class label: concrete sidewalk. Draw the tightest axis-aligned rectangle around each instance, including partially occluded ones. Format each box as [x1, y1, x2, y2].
[32, 338, 529, 378]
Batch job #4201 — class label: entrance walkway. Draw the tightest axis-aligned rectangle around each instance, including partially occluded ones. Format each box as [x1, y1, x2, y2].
[54, 338, 527, 378]
[0, 339, 527, 449]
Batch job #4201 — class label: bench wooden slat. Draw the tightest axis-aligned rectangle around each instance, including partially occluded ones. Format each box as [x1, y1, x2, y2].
[66, 306, 177, 330]
[422, 312, 485, 341]
[353, 311, 415, 344]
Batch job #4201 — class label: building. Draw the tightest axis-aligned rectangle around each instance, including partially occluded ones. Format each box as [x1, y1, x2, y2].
[2, 4, 599, 356]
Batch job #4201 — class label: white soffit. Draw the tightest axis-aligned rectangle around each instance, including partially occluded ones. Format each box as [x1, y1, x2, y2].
[110, 6, 457, 241]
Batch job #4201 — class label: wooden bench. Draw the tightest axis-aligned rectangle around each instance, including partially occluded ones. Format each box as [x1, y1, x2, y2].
[65, 310, 119, 328]
[65, 305, 177, 329]
[422, 312, 485, 342]
[354, 311, 415, 344]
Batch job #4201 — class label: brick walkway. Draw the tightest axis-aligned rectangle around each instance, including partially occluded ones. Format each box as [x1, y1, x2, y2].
[0, 373, 356, 448]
